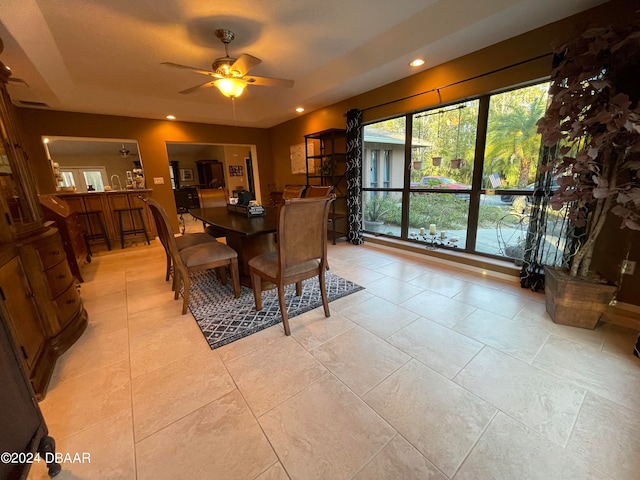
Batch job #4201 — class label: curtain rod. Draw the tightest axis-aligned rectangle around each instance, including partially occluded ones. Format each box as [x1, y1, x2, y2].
[360, 52, 553, 113]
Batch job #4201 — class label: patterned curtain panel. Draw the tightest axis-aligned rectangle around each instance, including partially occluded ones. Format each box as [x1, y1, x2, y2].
[346, 108, 364, 245]
[520, 147, 577, 290]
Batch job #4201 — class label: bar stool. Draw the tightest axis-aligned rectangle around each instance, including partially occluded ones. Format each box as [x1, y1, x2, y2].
[114, 207, 150, 249]
[77, 210, 111, 253]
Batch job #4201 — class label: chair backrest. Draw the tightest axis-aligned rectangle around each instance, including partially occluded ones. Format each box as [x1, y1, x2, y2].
[146, 198, 181, 260]
[276, 195, 335, 272]
[197, 188, 227, 208]
[282, 185, 306, 200]
[304, 185, 333, 198]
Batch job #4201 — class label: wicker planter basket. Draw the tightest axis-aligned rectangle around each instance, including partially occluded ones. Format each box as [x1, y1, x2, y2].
[544, 266, 616, 329]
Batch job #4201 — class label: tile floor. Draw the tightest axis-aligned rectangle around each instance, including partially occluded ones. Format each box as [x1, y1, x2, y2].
[28, 219, 640, 480]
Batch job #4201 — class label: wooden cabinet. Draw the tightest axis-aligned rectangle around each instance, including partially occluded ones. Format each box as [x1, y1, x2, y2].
[0, 246, 57, 399]
[0, 299, 61, 479]
[0, 56, 87, 399]
[0, 247, 46, 373]
[197, 160, 225, 188]
[305, 128, 348, 244]
[0, 60, 44, 244]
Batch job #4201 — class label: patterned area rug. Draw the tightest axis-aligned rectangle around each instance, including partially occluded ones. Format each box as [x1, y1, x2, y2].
[186, 270, 364, 349]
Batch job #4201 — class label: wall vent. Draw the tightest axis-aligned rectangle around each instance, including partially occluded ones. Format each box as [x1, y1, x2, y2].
[17, 100, 50, 108]
[8, 77, 30, 87]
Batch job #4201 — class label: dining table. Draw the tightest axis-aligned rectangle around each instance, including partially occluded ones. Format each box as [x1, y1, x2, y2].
[188, 206, 278, 287]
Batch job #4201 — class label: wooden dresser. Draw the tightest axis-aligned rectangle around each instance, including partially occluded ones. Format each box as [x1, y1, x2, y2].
[39, 193, 89, 282]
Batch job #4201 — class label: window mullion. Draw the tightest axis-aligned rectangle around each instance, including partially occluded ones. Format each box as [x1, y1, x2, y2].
[465, 95, 489, 253]
[401, 114, 412, 239]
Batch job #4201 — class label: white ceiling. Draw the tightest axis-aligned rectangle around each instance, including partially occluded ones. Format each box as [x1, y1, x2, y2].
[0, 0, 606, 128]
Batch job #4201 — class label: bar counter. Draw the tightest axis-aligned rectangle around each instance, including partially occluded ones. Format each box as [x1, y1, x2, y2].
[56, 189, 156, 248]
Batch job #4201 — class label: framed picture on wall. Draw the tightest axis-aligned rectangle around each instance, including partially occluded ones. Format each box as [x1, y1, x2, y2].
[229, 165, 243, 177]
[180, 168, 193, 182]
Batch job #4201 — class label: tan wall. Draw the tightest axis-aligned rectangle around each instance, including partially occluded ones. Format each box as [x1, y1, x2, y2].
[266, 0, 636, 305]
[14, 110, 273, 232]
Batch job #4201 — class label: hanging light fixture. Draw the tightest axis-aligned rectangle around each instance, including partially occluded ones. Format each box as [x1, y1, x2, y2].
[214, 77, 247, 98]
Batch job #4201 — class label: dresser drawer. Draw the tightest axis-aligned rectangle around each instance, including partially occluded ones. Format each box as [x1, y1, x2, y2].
[36, 239, 66, 270]
[53, 284, 82, 323]
[45, 260, 74, 298]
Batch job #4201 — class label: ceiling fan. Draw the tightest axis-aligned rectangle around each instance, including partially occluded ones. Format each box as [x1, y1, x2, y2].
[162, 29, 294, 98]
[117, 144, 137, 158]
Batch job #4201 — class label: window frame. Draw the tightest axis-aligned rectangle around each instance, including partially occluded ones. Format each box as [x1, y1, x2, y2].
[361, 79, 551, 262]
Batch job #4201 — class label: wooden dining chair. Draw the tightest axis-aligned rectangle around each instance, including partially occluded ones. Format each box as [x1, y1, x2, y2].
[197, 188, 228, 238]
[248, 195, 335, 335]
[304, 185, 333, 197]
[143, 196, 218, 283]
[147, 198, 240, 314]
[281, 185, 306, 200]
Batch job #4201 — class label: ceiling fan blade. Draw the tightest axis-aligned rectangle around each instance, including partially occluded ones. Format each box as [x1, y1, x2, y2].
[245, 75, 294, 88]
[179, 80, 217, 94]
[231, 54, 261, 76]
[161, 62, 218, 77]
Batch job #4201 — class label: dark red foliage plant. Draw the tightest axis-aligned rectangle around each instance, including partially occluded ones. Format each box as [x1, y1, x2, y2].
[537, 22, 640, 277]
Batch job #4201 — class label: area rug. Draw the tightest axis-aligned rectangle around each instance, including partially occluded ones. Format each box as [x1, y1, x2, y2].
[186, 270, 364, 349]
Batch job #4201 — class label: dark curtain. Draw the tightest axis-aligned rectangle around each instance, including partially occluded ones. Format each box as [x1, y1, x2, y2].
[520, 146, 578, 290]
[346, 108, 364, 245]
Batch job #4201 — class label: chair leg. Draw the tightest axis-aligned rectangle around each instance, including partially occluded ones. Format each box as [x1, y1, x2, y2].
[182, 273, 191, 315]
[215, 267, 228, 285]
[173, 270, 181, 299]
[229, 258, 240, 298]
[136, 209, 151, 245]
[319, 270, 330, 318]
[165, 251, 172, 282]
[277, 286, 291, 336]
[251, 272, 263, 311]
[118, 210, 125, 249]
[295, 281, 302, 296]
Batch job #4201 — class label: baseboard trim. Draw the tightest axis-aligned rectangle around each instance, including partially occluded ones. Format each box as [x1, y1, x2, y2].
[363, 234, 521, 282]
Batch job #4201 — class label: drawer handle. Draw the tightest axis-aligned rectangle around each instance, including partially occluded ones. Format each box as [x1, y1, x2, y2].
[50, 250, 60, 256]
[58, 274, 67, 279]
[66, 299, 76, 305]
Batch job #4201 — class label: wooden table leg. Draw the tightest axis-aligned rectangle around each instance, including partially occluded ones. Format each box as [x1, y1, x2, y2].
[224, 231, 276, 288]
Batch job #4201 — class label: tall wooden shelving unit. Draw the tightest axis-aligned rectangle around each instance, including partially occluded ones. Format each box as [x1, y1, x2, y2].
[305, 128, 348, 244]
[0, 53, 87, 400]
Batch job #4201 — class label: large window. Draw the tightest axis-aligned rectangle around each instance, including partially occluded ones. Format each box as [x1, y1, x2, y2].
[60, 166, 108, 193]
[362, 82, 554, 263]
[362, 118, 406, 237]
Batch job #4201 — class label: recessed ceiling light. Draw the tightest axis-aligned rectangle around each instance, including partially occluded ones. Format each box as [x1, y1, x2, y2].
[295, 107, 304, 113]
[410, 58, 425, 67]
[166, 115, 176, 120]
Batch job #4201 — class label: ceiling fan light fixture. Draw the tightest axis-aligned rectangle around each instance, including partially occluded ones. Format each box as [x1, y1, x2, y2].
[214, 77, 247, 98]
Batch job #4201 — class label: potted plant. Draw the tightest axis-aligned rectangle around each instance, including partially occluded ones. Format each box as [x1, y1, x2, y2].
[432, 156, 442, 166]
[536, 23, 640, 328]
[363, 195, 391, 233]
